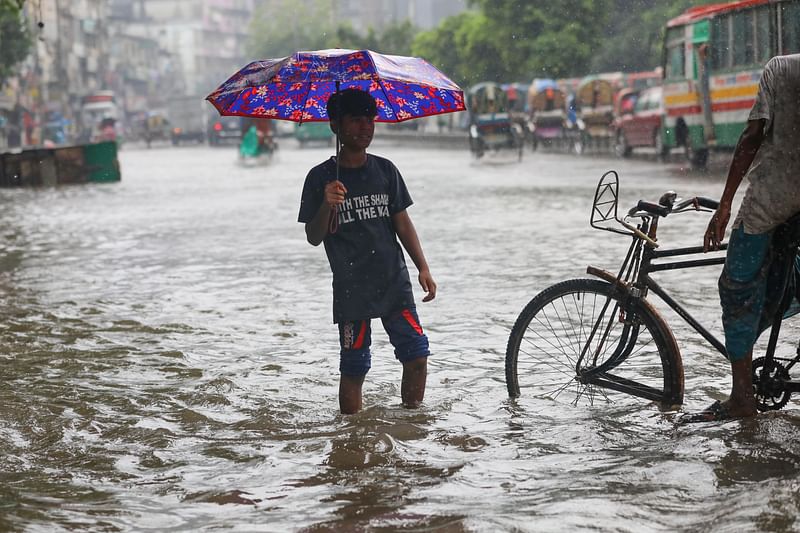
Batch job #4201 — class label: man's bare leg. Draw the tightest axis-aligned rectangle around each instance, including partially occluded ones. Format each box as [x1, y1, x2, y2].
[724, 352, 758, 417]
[401, 357, 427, 408]
[339, 374, 364, 414]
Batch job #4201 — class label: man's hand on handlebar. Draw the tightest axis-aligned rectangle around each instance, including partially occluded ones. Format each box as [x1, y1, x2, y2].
[704, 203, 731, 252]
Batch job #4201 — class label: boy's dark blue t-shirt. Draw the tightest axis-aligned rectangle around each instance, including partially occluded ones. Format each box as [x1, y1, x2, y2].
[298, 154, 415, 323]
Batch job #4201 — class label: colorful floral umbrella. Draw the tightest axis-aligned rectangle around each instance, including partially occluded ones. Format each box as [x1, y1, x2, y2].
[205, 48, 465, 123]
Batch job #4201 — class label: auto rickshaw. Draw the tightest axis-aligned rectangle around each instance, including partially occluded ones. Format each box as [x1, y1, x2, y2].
[467, 82, 524, 161]
[526, 79, 567, 151]
[575, 76, 617, 153]
[239, 118, 278, 165]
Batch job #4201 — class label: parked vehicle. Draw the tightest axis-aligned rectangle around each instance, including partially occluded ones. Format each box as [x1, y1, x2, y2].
[207, 116, 242, 146]
[131, 112, 172, 148]
[526, 79, 567, 150]
[294, 121, 334, 147]
[622, 68, 663, 92]
[466, 81, 524, 160]
[613, 85, 669, 158]
[166, 95, 207, 145]
[662, 0, 800, 168]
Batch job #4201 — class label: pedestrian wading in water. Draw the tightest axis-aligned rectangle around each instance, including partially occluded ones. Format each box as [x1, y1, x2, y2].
[297, 88, 437, 414]
[686, 53, 800, 422]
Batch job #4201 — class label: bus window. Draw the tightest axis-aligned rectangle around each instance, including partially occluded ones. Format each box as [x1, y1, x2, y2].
[756, 6, 773, 63]
[782, 2, 800, 55]
[732, 10, 755, 66]
[711, 16, 731, 70]
[665, 27, 685, 78]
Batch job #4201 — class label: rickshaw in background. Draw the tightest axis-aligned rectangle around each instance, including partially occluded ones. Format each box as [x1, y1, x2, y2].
[526, 79, 567, 151]
[143, 112, 171, 148]
[239, 117, 278, 165]
[503, 82, 530, 141]
[575, 75, 617, 154]
[467, 81, 524, 161]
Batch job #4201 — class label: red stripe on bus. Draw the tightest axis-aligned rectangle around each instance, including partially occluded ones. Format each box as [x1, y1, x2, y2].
[666, 99, 754, 117]
[667, 105, 702, 117]
[713, 99, 755, 112]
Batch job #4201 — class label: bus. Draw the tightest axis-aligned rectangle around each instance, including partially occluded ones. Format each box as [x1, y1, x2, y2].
[662, 0, 800, 167]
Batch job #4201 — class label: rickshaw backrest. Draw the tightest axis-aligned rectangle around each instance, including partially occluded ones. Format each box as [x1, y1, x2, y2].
[527, 79, 566, 113]
[577, 79, 615, 109]
[468, 82, 510, 115]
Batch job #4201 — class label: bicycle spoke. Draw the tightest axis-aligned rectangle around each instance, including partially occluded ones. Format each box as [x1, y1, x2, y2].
[506, 279, 678, 406]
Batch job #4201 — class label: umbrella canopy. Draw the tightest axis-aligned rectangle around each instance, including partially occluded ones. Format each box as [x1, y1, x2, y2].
[206, 48, 465, 123]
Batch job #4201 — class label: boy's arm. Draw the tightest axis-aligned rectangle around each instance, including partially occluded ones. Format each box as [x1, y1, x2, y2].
[305, 181, 347, 246]
[392, 210, 436, 302]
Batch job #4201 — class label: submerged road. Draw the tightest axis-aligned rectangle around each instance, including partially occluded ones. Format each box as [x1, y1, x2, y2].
[1, 137, 799, 531]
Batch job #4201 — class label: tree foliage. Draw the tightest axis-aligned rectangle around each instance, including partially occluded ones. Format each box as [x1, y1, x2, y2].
[0, 0, 30, 86]
[247, 0, 417, 59]
[413, 0, 613, 86]
[247, 0, 723, 88]
[590, 0, 713, 73]
[412, 0, 721, 87]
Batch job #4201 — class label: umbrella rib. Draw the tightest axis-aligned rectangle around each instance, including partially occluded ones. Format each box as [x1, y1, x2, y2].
[296, 52, 319, 126]
[360, 50, 400, 123]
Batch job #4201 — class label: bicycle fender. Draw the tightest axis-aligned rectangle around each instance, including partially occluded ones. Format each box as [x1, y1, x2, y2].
[586, 266, 627, 293]
[587, 265, 684, 403]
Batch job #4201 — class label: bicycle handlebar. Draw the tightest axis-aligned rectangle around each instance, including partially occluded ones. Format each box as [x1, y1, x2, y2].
[695, 197, 719, 210]
[630, 201, 669, 218]
[628, 195, 719, 218]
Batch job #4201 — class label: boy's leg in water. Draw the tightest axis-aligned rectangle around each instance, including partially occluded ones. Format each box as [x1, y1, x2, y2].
[339, 375, 365, 414]
[401, 357, 427, 408]
[338, 319, 372, 414]
[383, 308, 430, 409]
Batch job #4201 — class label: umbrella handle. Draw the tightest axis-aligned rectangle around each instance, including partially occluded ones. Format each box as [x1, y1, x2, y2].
[328, 204, 339, 234]
[327, 81, 342, 235]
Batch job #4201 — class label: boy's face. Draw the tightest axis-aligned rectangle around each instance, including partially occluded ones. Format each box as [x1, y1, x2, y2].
[332, 113, 375, 150]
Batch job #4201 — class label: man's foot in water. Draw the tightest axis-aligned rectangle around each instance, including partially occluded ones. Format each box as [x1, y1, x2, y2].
[678, 398, 757, 424]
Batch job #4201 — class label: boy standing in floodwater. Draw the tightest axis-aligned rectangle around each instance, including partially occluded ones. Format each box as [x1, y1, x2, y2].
[297, 88, 437, 415]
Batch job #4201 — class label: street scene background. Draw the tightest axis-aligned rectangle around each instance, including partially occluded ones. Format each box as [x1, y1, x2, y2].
[2, 0, 800, 531]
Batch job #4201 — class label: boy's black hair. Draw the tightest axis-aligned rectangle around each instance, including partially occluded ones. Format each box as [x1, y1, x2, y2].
[326, 88, 378, 122]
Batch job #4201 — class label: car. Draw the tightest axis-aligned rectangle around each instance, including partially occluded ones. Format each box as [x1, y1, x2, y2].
[613, 85, 669, 158]
[207, 116, 243, 145]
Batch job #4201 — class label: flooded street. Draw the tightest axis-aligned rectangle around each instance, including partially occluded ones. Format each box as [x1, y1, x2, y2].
[2, 139, 800, 532]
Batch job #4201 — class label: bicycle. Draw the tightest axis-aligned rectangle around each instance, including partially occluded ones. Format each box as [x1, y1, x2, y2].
[505, 170, 800, 411]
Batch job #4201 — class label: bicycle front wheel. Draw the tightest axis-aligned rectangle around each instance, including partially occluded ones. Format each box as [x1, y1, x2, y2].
[505, 278, 682, 407]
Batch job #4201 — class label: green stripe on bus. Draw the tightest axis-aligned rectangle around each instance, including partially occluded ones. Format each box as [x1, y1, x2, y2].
[664, 121, 745, 150]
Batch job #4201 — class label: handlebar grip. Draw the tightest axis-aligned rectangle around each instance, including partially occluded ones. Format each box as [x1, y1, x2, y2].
[632, 200, 670, 217]
[696, 197, 719, 210]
